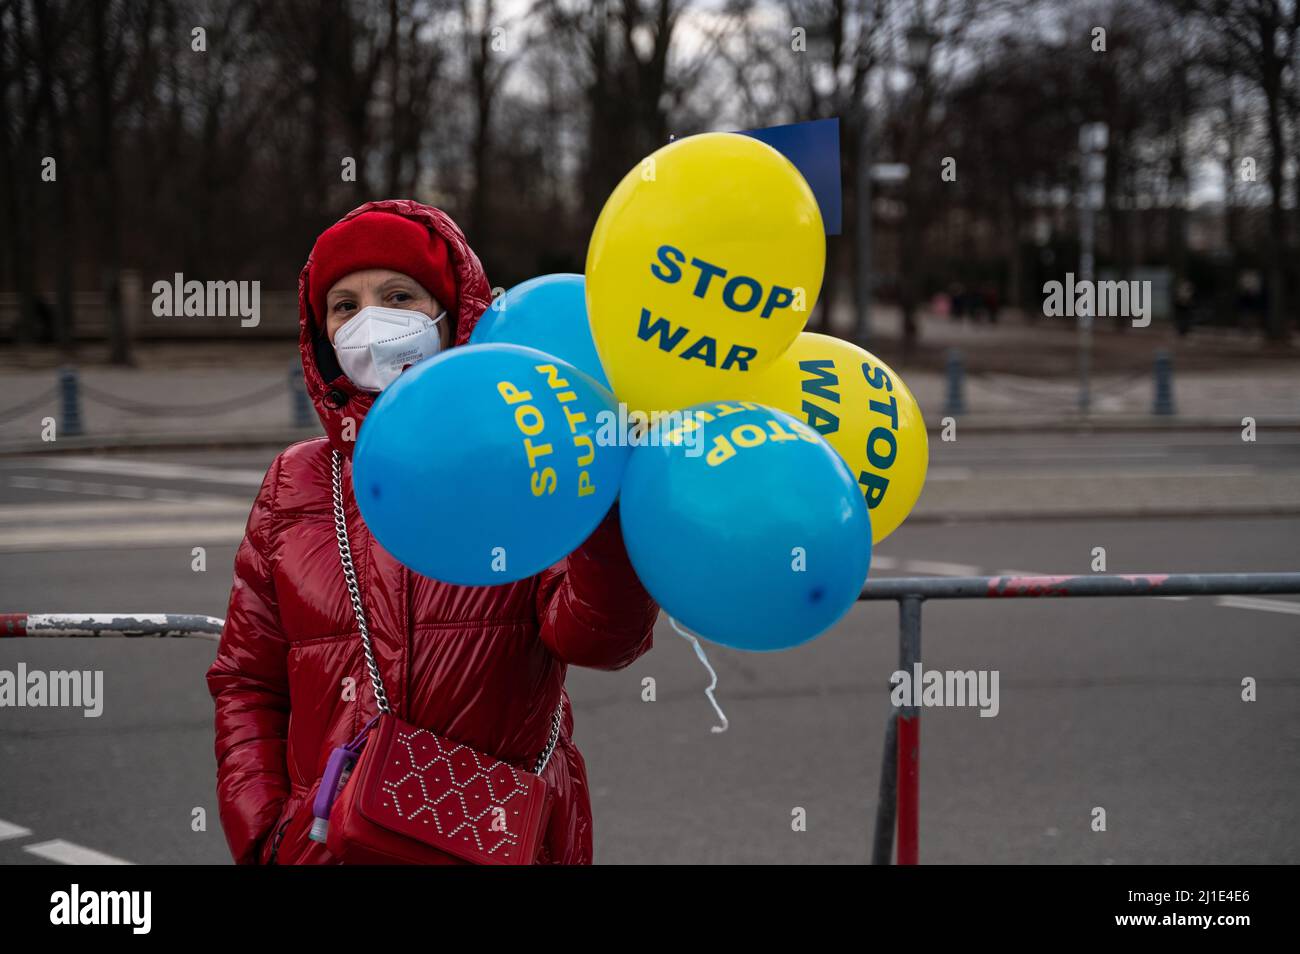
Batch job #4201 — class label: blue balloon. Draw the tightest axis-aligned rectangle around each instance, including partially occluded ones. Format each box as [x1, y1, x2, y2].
[354, 343, 627, 585]
[470, 273, 610, 389]
[619, 402, 872, 651]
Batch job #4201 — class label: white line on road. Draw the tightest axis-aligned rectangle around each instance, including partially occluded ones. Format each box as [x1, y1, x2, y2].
[939, 449, 1172, 463]
[0, 499, 248, 524]
[928, 466, 1260, 480]
[1216, 596, 1300, 616]
[8, 474, 236, 504]
[23, 839, 133, 865]
[34, 456, 266, 486]
[0, 521, 246, 552]
[0, 819, 33, 841]
[904, 559, 982, 577]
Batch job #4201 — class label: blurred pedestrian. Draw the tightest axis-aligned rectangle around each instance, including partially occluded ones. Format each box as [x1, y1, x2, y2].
[1174, 279, 1194, 336]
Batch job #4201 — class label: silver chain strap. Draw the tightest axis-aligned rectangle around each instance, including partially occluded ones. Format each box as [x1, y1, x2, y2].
[330, 450, 563, 774]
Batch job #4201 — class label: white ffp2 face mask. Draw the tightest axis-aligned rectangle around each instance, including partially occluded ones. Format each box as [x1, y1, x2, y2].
[332, 305, 446, 392]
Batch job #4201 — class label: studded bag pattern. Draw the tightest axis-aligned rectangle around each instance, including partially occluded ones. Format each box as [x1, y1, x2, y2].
[357, 717, 553, 863]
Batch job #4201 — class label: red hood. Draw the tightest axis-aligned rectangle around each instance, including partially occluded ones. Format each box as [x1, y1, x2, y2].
[298, 199, 493, 455]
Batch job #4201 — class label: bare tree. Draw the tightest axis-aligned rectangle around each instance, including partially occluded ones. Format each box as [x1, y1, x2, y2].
[1174, 0, 1298, 341]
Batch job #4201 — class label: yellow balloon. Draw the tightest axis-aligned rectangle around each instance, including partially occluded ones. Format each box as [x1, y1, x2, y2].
[745, 333, 928, 543]
[585, 133, 825, 414]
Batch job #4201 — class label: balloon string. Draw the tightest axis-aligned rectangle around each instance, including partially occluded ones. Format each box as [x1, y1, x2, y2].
[669, 617, 729, 734]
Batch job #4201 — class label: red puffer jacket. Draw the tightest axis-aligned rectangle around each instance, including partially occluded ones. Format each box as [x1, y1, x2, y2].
[207, 199, 658, 865]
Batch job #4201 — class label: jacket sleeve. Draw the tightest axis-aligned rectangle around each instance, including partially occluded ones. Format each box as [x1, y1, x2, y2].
[536, 502, 658, 670]
[206, 456, 291, 864]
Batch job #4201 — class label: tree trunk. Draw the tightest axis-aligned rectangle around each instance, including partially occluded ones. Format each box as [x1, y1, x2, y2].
[91, 0, 131, 365]
[1263, 77, 1289, 341]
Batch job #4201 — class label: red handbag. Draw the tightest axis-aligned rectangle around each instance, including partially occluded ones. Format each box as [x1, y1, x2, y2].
[314, 450, 560, 865]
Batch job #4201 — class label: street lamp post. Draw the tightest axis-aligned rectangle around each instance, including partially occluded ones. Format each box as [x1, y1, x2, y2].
[854, 109, 873, 345]
[899, 21, 935, 362]
[1077, 122, 1108, 414]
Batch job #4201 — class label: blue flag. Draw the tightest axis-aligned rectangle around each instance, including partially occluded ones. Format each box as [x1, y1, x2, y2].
[738, 118, 842, 235]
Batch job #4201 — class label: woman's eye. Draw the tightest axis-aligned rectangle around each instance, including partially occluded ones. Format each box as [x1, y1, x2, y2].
[332, 301, 354, 313]
[389, 292, 412, 303]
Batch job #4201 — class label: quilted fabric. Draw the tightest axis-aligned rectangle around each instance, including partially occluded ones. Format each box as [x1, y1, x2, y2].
[207, 200, 659, 865]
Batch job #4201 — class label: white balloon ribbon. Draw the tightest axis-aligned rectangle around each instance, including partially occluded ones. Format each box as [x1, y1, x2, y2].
[669, 616, 729, 734]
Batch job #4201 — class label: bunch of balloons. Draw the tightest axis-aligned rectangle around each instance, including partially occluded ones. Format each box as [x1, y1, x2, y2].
[354, 131, 928, 650]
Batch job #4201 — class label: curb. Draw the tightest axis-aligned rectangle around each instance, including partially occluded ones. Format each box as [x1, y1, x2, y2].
[0, 428, 323, 456]
[905, 504, 1300, 524]
[2, 418, 1299, 456]
[926, 416, 1300, 434]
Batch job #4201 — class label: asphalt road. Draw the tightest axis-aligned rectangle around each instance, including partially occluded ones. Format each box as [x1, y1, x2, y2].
[0, 435, 1297, 864]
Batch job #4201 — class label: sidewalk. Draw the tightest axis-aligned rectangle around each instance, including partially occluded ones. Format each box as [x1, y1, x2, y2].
[4, 351, 1299, 522]
[3, 305, 1300, 454]
[1, 345, 324, 453]
[3, 357, 1298, 455]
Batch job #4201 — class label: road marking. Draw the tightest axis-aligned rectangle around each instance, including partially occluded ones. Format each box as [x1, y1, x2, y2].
[0, 521, 246, 552]
[0, 499, 247, 523]
[1217, 596, 1300, 616]
[905, 559, 981, 577]
[0, 818, 33, 841]
[935, 467, 1258, 480]
[941, 449, 1171, 463]
[23, 839, 133, 865]
[870, 556, 898, 570]
[7, 475, 241, 505]
[949, 466, 1259, 479]
[35, 456, 266, 486]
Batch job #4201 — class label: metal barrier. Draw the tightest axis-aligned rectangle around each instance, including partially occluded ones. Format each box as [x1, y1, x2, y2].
[860, 571, 1300, 865]
[7, 571, 1300, 865]
[0, 612, 223, 641]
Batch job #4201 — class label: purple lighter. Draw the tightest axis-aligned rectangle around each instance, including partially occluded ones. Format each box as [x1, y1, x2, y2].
[309, 716, 379, 844]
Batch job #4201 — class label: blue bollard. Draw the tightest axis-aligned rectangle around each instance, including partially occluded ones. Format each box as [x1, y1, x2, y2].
[943, 348, 966, 416]
[1153, 350, 1175, 416]
[59, 366, 84, 437]
[290, 359, 313, 428]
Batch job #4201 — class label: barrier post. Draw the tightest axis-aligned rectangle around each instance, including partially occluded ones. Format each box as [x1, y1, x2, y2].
[896, 595, 922, 864]
[861, 570, 1300, 864]
[290, 358, 313, 427]
[59, 366, 84, 436]
[1153, 349, 1175, 415]
[943, 348, 966, 416]
[871, 706, 898, 864]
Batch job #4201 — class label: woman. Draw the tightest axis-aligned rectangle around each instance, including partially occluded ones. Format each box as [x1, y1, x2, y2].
[207, 199, 659, 865]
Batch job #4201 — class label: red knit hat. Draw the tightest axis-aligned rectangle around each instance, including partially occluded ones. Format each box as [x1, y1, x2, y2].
[308, 211, 459, 324]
